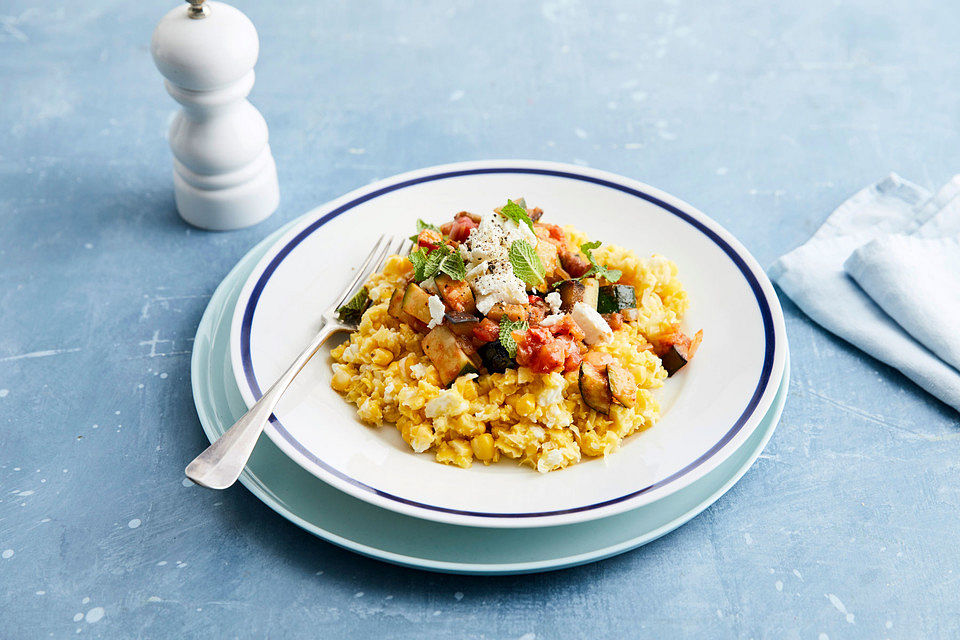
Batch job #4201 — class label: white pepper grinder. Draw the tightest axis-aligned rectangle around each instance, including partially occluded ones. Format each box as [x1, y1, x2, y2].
[151, 0, 279, 230]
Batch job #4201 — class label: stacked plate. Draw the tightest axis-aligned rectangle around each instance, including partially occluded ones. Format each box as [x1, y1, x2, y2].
[192, 161, 789, 574]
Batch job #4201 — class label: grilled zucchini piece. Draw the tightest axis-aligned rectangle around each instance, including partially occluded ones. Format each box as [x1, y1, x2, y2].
[422, 325, 478, 387]
[578, 361, 612, 415]
[597, 285, 637, 314]
[606, 361, 637, 408]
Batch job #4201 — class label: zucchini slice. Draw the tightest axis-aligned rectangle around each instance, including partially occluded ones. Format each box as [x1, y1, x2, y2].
[582, 278, 600, 310]
[606, 361, 637, 408]
[388, 287, 428, 332]
[578, 361, 612, 415]
[401, 282, 434, 325]
[435, 273, 477, 314]
[597, 285, 637, 314]
[421, 325, 478, 387]
[556, 279, 585, 312]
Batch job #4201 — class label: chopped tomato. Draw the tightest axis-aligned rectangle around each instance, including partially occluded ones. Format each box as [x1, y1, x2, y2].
[603, 312, 624, 331]
[417, 229, 443, 250]
[515, 326, 568, 374]
[546, 315, 585, 341]
[472, 318, 500, 343]
[534, 222, 566, 245]
[449, 215, 478, 242]
[557, 334, 584, 372]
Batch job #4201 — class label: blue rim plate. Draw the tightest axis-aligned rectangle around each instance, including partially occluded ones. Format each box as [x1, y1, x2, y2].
[228, 161, 789, 528]
[192, 218, 791, 574]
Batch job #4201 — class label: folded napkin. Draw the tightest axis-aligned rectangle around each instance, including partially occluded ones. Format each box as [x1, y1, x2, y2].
[769, 174, 960, 412]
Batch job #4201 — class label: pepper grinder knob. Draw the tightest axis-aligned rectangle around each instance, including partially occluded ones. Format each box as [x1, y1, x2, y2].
[187, 0, 209, 19]
[151, 1, 279, 230]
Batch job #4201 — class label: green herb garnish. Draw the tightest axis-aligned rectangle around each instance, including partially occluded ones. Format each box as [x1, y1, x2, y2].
[579, 241, 622, 283]
[408, 244, 466, 282]
[499, 199, 535, 233]
[409, 218, 443, 242]
[498, 318, 529, 358]
[508, 239, 545, 286]
[336, 287, 371, 324]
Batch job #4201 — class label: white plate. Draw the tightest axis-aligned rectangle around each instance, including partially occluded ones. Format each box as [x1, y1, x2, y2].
[230, 160, 788, 528]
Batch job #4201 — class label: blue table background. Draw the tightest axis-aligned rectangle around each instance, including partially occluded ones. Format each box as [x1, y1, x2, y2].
[2, 1, 958, 637]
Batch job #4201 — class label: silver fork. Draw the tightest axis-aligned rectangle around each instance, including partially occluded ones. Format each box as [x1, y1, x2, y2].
[186, 233, 410, 489]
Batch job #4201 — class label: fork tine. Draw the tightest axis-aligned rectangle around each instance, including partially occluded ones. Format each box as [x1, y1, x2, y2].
[333, 234, 390, 309]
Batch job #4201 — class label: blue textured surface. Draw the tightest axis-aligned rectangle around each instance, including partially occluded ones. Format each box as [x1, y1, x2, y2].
[1, 1, 958, 637]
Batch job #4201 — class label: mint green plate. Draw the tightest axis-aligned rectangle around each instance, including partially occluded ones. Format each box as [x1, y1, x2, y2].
[191, 221, 790, 575]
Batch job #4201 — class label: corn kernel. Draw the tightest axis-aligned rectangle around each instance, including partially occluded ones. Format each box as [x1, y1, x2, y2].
[471, 433, 495, 461]
[331, 369, 353, 392]
[514, 393, 536, 417]
[371, 348, 393, 367]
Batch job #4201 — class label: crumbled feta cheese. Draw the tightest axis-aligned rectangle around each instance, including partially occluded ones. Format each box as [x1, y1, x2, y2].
[421, 277, 437, 294]
[460, 210, 533, 315]
[425, 388, 469, 418]
[545, 291, 562, 314]
[539, 313, 564, 327]
[427, 294, 445, 329]
[571, 302, 612, 344]
[409, 363, 429, 379]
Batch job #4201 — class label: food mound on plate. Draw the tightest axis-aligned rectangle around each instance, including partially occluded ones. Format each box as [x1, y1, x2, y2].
[330, 199, 701, 473]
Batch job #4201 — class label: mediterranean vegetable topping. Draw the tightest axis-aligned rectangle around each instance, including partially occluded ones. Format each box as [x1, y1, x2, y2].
[362, 199, 699, 388]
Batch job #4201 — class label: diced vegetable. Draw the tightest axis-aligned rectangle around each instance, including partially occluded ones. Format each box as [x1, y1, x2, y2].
[388, 287, 405, 318]
[556, 279, 585, 312]
[472, 318, 500, 343]
[478, 341, 513, 373]
[660, 329, 703, 376]
[421, 325, 478, 387]
[401, 282, 434, 325]
[445, 311, 479, 336]
[578, 361, 612, 415]
[389, 287, 427, 331]
[559, 250, 591, 278]
[435, 273, 477, 313]
[597, 285, 637, 314]
[606, 361, 637, 408]
[582, 278, 599, 309]
[486, 302, 527, 323]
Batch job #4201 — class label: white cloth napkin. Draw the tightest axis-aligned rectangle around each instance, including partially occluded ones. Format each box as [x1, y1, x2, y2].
[769, 174, 960, 412]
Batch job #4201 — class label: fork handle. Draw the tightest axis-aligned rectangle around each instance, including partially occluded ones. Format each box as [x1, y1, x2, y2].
[185, 321, 343, 489]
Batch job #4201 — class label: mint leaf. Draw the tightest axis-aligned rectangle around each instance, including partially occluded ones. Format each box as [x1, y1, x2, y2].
[498, 318, 529, 358]
[410, 218, 443, 242]
[579, 241, 622, 283]
[410, 244, 466, 282]
[509, 239, 545, 286]
[408, 248, 434, 282]
[499, 199, 535, 233]
[438, 248, 466, 281]
[336, 287, 370, 324]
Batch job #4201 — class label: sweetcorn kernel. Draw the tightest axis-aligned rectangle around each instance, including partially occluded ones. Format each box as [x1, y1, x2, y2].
[471, 433, 496, 461]
[371, 348, 394, 366]
[331, 367, 353, 392]
[514, 393, 536, 417]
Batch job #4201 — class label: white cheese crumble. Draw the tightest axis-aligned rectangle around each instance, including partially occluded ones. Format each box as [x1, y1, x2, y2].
[425, 388, 469, 418]
[460, 210, 533, 315]
[539, 313, 564, 327]
[545, 291, 562, 314]
[427, 294, 445, 329]
[571, 302, 612, 344]
[409, 363, 429, 379]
